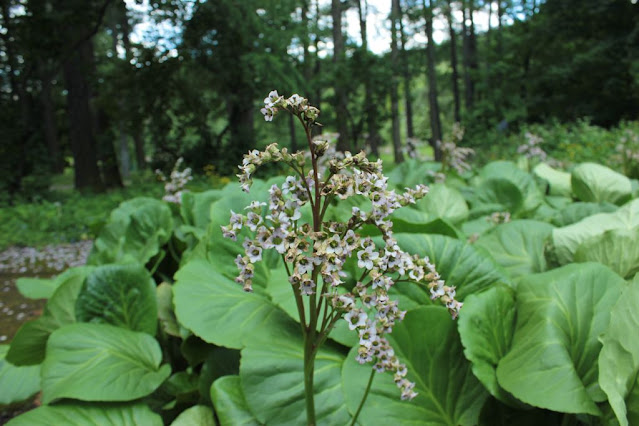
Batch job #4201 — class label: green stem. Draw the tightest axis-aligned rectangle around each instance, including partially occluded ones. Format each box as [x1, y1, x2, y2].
[350, 368, 376, 426]
[303, 331, 317, 426]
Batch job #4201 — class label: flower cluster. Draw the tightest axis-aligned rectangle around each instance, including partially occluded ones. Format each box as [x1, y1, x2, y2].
[517, 132, 547, 162]
[439, 124, 474, 176]
[155, 157, 192, 204]
[487, 211, 511, 224]
[224, 92, 463, 401]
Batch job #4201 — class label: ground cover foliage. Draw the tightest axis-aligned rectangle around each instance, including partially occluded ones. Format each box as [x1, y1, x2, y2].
[2, 146, 639, 425]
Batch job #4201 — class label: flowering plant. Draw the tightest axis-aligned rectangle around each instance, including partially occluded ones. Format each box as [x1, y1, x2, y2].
[222, 91, 461, 425]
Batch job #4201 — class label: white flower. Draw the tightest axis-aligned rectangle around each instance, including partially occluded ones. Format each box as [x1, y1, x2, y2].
[344, 309, 368, 330]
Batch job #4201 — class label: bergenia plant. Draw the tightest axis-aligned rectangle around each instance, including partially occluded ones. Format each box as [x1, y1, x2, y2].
[221, 91, 462, 425]
[155, 157, 193, 204]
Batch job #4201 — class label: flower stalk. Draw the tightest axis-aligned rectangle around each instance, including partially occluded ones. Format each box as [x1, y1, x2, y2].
[223, 91, 462, 425]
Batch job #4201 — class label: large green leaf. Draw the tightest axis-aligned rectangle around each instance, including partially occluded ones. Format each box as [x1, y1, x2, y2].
[15, 277, 56, 300]
[458, 286, 521, 406]
[88, 197, 173, 265]
[599, 275, 639, 426]
[477, 161, 543, 214]
[551, 199, 639, 265]
[41, 323, 171, 404]
[571, 162, 632, 205]
[240, 335, 351, 425]
[412, 183, 469, 225]
[551, 202, 618, 227]
[0, 345, 40, 405]
[473, 179, 524, 214]
[392, 233, 510, 301]
[75, 264, 157, 335]
[210, 376, 261, 426]
[173, 259, 297, 349]
[6, 403, 162, 426]
[342, 306, 488, 425]
[574, 226, 639, 279]
[533, 163, 572, 197]
[6, 268, 92, 365]
[180, 190, 223, 230]
[474, 220, 554, 279]
[171, 405, 216, 426]
[387, 159, 442, 189]
[496, 263, 625, 415]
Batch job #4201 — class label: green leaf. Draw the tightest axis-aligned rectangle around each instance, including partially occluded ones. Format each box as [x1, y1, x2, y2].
[496, 263, 625, 415]
[475, 220, 554, 279]
[477, 161, 543, 214]
[387, 159, 441, 189]
[240, 336, 351, 425]
[88, 197, 173, 266]
[171, 405, 216, 426]
[75, 264, 157, 335]
[211, 376, 261, 426]
[173, 259, 297, 349]
[473, 178, 524, 214]
[392, 233, 510, 301]
[342, 306, 488, 425]
[533, 163, 572, 197]
[15, 277, 56, 300]
[198, 347, 241, 406]
[574, 226, 639, 279]
[6, 402, 162, 426]
[458, 286, 521, 406]
[0, 345, 40, 405]
[157, 283, 181, 337]
[41, 323, 171, 404]
[571, 162, 632, 205]
[551, 202, 618, 227]
[180, 190, 223, 229]
[6, 269, 90, 365]
[599, 275, 639, 426]
[412, 183, 469, 224]
[551, 199, 639, 264]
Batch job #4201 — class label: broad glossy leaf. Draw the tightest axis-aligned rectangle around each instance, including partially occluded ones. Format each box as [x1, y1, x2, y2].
[551, 201, 617, 227]
[6, 269, 90, 365]
[571, 162, 632, 205]
[15, 277, 56, 300]
[0, 345, 40, 405]
[574, 226, 639, 279]
[342, 306, 488, 425]
[173, 259, 297, 349]
[157, 283, 181, 337]
[412, 183, 469, 225]
[6, 402, 162, 426]
[496, 263, 625, 415]
[599, 275, 639, 426]
[387, 159, 442, 189]
[211, 376, 260, 426]
[240, 335, 351, 425]
[387, 211, 461, 238]
[458, 285, 521, 406]
[475, 220, 554, 279]
[392, 233, 510, 301]
[180, 190, 223, 229]
[478, 161, 543, 214]
[533, 163, 571, 197]
[171, 405, 216, 426]
[552, 199, 639, 264]
[75, 264, 157, 335]
[473, 179, 523, 214]
[88, 197, 173, 265]
[198, 347, 241, 405]
[41, 323, 171, 404]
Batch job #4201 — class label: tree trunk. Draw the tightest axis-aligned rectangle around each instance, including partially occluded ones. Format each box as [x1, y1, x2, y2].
[446, 0, 461, 123]
[227, 98, 255, 166]
[461, 3, 473, 110]
[134, 127, 146, 171]
[40, 71, 63, 172]
[398, 2, 414, 139]
[424, 0, 443, 161]
[332, 0, 350, 151]
[358, 0, 380, 157]
[63, 41, 104, 192]
[313, 0, 322, 122]
[390, 0, 404, 164]
[113, 6, 130, 179]
[497, 1, 504, 56]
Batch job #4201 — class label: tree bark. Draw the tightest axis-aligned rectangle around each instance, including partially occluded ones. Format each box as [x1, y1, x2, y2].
[445, 0, 461, 123]
[424, 0, 443, 161]
[332, 0, 350, 151]
[398, 2, 414, 139]
[357, 0, 380, 157]
[39, 70, 63, 172]
[63, 40, 104, 192]
[390, 0, 404, 164]
[113, 5, 130, 179]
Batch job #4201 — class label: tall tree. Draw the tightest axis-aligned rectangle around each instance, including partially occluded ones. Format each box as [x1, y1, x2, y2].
[357, 0, 381, 156]
[445, 0, 461, 123]
[390, 0, 404, 163]
[423, 0, 443, 160]
[398, 1, 414, 140]
[332, 0, 350, 151]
